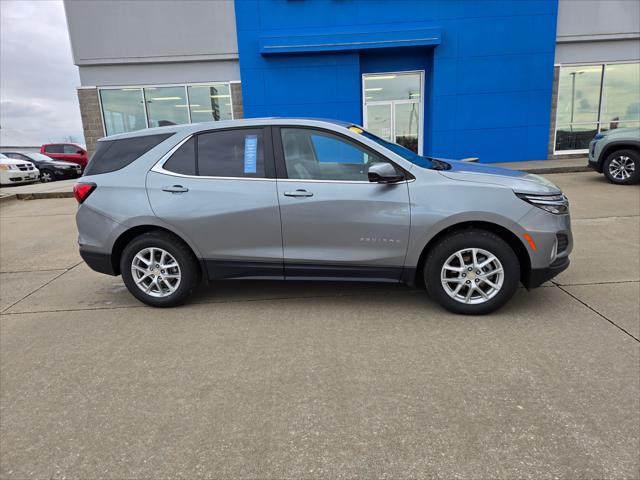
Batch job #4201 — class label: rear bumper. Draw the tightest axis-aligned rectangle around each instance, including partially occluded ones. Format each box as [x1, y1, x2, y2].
[523, 257, 570, 289]
[79, 248, 117, 276]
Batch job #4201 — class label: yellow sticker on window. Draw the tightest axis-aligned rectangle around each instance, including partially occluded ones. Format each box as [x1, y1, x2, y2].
[349, 126, 363, 134]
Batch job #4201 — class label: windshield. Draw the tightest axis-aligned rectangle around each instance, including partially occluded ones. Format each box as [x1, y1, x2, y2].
[29, 153, 55, 162]
[357, 129, 434, 169]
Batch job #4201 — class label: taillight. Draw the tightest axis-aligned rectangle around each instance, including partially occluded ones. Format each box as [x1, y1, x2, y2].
[73, 182, 96, 204]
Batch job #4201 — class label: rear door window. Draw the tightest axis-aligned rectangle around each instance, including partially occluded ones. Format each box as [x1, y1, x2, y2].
[197, 129, 265, 178]
[84, 133, 172, 176]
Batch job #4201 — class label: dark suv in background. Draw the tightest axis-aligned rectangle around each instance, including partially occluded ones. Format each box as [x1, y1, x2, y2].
[588, 127, 640, 185]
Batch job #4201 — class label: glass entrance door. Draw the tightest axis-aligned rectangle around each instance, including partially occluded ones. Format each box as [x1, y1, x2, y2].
[363, 72, 423, 154]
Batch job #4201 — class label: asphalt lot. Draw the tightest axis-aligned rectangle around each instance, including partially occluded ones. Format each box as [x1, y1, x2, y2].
[1, 172, 638, 479]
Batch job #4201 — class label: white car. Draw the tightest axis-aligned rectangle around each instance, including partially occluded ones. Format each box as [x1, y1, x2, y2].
[0, 153, 40, 186]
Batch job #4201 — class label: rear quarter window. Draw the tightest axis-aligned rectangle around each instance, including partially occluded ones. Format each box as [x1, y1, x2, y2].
[84, 133, 172, 176]
[163, 137, 196, 175]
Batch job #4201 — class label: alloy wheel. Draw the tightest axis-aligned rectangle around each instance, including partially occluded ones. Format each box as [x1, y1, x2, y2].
[41, 171, 53, 182]
[440, 247, 504, 305]
[608, 155, 636, 181]
[131, 247, 181, 298]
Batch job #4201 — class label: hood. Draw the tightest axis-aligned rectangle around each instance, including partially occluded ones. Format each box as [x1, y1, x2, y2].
[45, 160, 80, 168]
[0, 158, 34, 167]
[437, 159, 562, 195]
[598, 126, 640, 140]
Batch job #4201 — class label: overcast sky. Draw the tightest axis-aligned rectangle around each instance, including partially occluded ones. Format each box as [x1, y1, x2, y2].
[1, 0, 84, 146]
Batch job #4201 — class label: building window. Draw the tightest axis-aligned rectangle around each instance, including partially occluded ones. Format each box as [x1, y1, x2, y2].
[554, 62, 640, 153]
[188, 84, 233, 123]
[100, 88, 147, 136]
[144, 86, 189, 128]
[98, 82, 235, 137]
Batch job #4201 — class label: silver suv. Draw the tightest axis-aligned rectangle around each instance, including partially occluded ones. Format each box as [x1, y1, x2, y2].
[75, 119, 572, 315]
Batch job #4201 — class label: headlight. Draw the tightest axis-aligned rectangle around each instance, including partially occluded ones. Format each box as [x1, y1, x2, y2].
[0, 164, 10, 171]
[516, 192, 569, 215]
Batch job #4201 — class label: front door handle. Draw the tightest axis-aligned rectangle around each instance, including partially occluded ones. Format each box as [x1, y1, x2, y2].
[162, 185, 189, 193]
[284, 189, 313, 198]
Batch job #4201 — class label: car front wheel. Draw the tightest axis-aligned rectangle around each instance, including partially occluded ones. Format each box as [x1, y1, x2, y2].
[40, 170, 54, 182]
[120, 231, 199, 307]
[424, 229, 520, 315]
[603, 149, 640, 185]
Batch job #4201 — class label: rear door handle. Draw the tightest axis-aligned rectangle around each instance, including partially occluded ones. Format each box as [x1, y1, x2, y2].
[162, 185, 189, 193]
[284, 189, 313, 198]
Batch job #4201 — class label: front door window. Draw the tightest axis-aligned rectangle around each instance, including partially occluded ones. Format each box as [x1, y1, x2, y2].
[280, 128, 390, 181]
[363, 72, 423, 154]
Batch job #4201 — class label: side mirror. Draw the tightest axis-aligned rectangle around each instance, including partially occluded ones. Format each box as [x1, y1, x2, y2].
[368, 162, 404, 183]
[76, 149, 85, 155]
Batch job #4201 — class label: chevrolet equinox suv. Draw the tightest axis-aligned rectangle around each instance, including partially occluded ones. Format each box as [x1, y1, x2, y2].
[75, 119, 572, 315]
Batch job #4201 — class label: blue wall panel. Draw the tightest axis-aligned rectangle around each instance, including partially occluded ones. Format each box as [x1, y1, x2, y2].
[234, 0, 558, 162]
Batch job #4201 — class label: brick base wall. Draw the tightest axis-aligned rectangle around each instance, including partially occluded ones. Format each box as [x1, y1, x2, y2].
[231, 83, 244, 119]
[77, 88, 104, 156]
[546, 66, 560, 159]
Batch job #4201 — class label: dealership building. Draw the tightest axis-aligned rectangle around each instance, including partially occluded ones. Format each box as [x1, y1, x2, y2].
[64, 0, 639, 162]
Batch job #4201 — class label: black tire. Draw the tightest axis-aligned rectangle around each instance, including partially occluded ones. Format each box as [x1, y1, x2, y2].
[40, 170, 55, 182]
[424, 229, 520, 315]
[120, 231, 199, 307]
[603, 149, 640, 185]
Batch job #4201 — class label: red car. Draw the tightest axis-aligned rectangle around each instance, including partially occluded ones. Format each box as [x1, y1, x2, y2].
[40, 143, 88, 169]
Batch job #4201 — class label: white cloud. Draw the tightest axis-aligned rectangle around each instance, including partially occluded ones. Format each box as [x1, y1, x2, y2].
[0, 0, 84, 146]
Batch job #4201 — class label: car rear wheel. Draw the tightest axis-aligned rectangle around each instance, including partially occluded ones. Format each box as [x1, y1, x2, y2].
[424, 229, 520, 315]
[603, 149, 640, 185]
[40, 170, 54, 182]
[120, 231, 199, 307]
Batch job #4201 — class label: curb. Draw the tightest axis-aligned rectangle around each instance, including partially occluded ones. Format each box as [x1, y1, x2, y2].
[14, 192, 75, 200]
[0, 194, 18, 205]
[519, 166, 592, 175]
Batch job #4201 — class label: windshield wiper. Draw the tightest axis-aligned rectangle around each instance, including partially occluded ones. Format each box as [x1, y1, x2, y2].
[424, 157, 451, 171]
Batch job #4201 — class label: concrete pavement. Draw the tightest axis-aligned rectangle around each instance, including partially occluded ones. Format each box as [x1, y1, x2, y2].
[1, 172, 638, 479]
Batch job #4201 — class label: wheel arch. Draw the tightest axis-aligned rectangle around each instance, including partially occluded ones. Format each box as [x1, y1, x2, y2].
[410, 221, 531, 287]
[600, 141, 640, 168]
[110, 225, 204, 278]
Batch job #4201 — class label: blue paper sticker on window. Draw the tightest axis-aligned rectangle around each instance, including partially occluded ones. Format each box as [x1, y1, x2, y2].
[244, 135, 258, 174]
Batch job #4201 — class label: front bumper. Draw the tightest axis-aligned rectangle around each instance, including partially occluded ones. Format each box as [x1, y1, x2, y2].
[523, 257, 570, 289]
[53, 169, 82, 180]
[0, 169, 39, 185]
[587, 139, 602, 172]
[517, 204, 573, 287]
